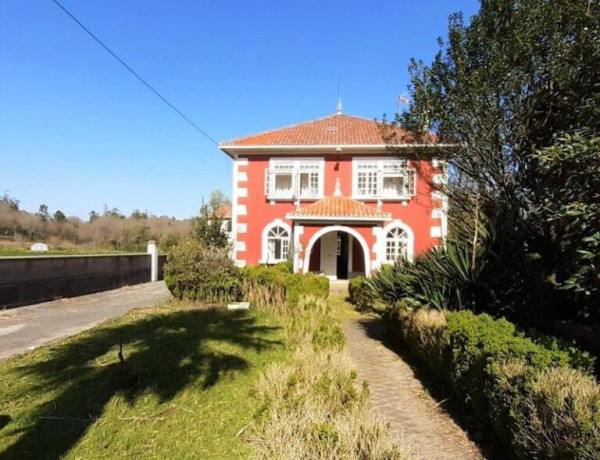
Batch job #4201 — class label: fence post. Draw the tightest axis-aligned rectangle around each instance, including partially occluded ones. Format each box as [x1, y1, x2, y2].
[147, 240, 158, 282]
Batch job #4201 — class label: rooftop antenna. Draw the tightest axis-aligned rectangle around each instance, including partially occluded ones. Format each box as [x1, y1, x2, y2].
[336, 75, 343, 115]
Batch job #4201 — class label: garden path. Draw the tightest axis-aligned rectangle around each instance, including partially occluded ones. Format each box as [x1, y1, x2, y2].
[342, 316, 486, 460]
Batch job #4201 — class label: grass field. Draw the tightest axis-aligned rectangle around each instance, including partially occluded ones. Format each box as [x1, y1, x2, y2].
[0, 304, 287, 459]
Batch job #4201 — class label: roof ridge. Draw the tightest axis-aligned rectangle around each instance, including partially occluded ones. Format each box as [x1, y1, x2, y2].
[220, 113, 385, 146]
[289, 194, 391, 219]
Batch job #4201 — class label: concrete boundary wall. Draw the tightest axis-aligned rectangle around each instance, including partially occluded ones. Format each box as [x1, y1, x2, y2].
[0, 253, 167, 309]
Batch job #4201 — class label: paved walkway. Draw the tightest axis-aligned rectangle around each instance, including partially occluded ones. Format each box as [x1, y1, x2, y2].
[342, 318, 485, 460]
[0, 282, 170, 360]
[329, 279, 349, 296]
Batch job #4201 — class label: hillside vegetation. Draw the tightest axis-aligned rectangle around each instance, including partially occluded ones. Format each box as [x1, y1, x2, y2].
[0, 191, 229, 253]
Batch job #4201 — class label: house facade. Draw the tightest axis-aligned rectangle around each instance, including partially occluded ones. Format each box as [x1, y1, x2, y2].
[219, 108, 448, 279]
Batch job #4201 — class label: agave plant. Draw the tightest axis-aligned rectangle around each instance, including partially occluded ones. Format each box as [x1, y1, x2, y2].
[412, 238, 493, 310]
[367, 261, 416, 305]
[369, 225, 505, 311]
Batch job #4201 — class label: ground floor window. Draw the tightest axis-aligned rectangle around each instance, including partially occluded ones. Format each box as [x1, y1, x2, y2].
[266, 225, 290, 262]
[385, 226, 408, 263]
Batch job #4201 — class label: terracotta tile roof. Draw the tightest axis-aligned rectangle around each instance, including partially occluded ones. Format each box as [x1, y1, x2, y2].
[287, 195, 391, 221]
[221, 113, 437, 147]
[214, 203, 231, 219]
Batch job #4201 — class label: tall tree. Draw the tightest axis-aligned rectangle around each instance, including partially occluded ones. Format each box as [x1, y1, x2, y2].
[402, 0, 600, 204]
[192, 203, 230, 249]
[399, 0, 600, 326]
[53, 210, 67, 222]
[37, 204, 50, 222]
[130, 209, 148, 220]
[207, 189, 229, 213]
[1, 191, 19, 211]
[190, 188, 230, 249]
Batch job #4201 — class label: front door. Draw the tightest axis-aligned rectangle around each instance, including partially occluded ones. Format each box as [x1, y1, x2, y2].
[320, 231, 338, 279]
[336, 232, 349, 279]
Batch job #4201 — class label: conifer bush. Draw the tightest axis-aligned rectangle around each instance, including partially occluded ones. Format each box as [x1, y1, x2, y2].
[163, 240, 240, 303]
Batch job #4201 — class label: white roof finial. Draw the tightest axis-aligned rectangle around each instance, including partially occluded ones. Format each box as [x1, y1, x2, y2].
[334, 177, 342, 196]
[336, 98, 343, 115]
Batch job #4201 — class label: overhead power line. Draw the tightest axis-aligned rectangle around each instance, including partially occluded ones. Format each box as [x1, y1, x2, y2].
[50, 0, 218, 145]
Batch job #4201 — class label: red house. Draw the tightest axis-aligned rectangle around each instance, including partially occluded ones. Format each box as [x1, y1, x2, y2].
[219, 106, 448, 279]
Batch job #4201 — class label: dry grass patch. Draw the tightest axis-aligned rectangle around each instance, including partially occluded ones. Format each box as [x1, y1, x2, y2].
[247, 296, 413, 460]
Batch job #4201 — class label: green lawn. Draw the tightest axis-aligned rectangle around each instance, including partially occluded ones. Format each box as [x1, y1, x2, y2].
[0, 304, 286, 459]
[327, 293, 365, 321]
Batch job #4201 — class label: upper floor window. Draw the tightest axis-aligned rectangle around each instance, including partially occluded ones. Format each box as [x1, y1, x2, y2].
[265, 159, 324, 199]
[353, 159, 416, 199]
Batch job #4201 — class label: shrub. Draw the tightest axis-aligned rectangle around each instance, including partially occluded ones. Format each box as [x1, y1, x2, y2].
[527, 330, 596, 375]
[286, 273, 329, 307]
[241, 265, 328, 310]
[368, 235, 505, 312]
[163, 240, 240, 303]
[241, 265, 287, 309]
[388, 306, 599, 459]
[348, 276, 376, 312]
[273, 260, 293, 273]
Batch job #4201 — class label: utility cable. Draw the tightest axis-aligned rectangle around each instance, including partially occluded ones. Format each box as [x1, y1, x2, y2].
[50, 0, 218, 145]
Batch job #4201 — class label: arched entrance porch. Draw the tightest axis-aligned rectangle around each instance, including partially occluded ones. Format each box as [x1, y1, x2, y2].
[303, 226, 370, 280]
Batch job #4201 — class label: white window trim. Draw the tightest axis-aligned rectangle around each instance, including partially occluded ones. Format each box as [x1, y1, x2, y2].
[266, 157, 325, 200]
[351, 157, 416, 201]
[377, 220, 415, 265]
[261, 219, 292, 264]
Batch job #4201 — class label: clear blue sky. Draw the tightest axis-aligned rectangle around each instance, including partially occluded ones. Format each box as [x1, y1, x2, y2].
[0, 0, 479, 219]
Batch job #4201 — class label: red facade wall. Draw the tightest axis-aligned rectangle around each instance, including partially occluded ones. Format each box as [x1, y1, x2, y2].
[234, 154, 443, 271]
[308, 239, 321, 272]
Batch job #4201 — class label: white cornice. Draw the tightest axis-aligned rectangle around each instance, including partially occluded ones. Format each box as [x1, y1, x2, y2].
[219, 143, 455, 158]
[285, 214, 392, 222]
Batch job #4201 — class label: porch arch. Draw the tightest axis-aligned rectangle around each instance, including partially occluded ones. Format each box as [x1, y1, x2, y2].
[303, 225, 371, 277]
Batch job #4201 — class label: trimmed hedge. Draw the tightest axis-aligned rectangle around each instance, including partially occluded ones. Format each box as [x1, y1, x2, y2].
[348, 276, 376, 312]
[387, 303, 599, 459]
[241, 264, 329, 309]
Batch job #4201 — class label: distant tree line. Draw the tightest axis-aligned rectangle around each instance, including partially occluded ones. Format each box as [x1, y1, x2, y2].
[0, 190, 229, 252]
